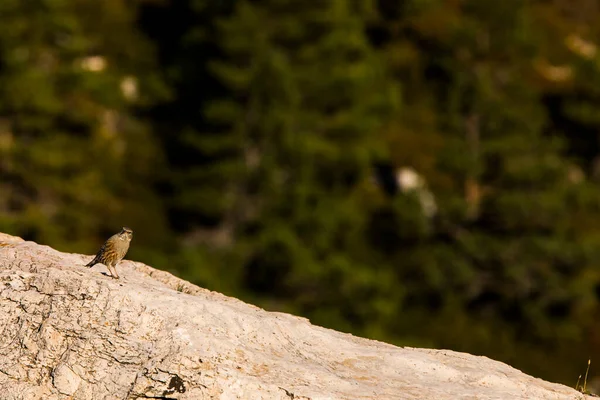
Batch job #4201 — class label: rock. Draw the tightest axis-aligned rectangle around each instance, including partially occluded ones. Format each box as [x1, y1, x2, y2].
[52, 364, 82, 395]
[0, 233, 591, 399]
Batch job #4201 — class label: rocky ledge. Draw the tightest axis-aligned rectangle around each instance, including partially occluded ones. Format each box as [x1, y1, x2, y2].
[0, 232, 590, 399]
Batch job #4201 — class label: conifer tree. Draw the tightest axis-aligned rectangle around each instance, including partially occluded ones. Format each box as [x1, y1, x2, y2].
[198, 0, 400, 326]
[369, 0, 600, 381]
[0, 0, 169, 255]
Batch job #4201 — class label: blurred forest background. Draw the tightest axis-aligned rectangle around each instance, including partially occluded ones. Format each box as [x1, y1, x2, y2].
[3, 0, 600, 385]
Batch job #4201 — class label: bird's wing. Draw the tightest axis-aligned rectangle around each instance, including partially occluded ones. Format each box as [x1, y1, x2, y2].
[85, 240, 108, 266]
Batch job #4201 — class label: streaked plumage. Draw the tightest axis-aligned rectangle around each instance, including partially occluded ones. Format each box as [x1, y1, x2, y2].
[86, 227, 133, 279]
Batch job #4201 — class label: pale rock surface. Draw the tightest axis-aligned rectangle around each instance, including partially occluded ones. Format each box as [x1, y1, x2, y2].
[0, 232, 592, 399]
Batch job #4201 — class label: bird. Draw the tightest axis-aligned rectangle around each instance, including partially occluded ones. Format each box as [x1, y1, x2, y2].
[85, 227, 133, 279]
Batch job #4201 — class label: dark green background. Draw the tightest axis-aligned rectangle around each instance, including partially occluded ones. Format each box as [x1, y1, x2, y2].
[2, 0, 600, 385]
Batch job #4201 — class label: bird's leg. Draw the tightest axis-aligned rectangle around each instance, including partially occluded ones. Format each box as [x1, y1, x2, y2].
[110, 263, 120, 279]
[106, 263, 116, 279]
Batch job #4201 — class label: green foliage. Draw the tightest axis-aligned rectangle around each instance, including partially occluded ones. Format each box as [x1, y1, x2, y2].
[206, 0, 400, 329]
[366, 0, 600, 382]
[0, 0, 169, 252]
[4, 0, 600, 386]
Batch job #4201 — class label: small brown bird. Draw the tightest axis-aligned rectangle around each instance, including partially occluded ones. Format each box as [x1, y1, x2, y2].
[86, 227, 133, 279]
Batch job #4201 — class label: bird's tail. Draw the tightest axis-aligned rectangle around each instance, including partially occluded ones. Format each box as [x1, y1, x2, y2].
[85, 256, 99, 267]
